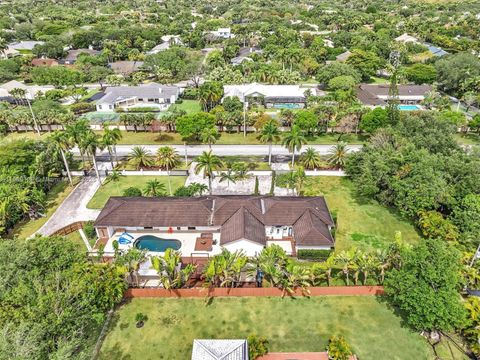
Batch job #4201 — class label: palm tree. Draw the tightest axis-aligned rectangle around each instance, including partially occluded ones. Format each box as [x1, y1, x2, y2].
[81, 131, 102, 183]
[203, 249, 248, 288]
[156, 146, 180, 195]
[115, 248, 148, 287]
[128, 146, 153, 170]
[259, 120, 280, 165]
[335, 249, 358, 286]
[152, 249, 196, 289]
[143, 179, 166, 197]
[66, 119, 90, 168]
[282, 125, 307, 166]
[356, 253, 380, 285]
[327, 142, 348, 169]
[194, 150, 223, 195]
[198, 82, 224, 112]
[200, 127, 219, 149]
[105, 169, 124, 194]
[301, 147, 322, 170]
[9, 88, 40, 135]
[49, 131, 74, 186]
[219, 169, 237, 186]
[101, 127, 122, 169]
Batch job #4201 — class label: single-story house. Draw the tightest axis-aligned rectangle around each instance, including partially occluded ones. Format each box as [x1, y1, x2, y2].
[206, 28, 235, 41]
[95, 82, 180, 111]
[394, 33, 419, 44]
[335, 50, 352, 62]
[192, 339, 248, 360]
[7, 41, 44, 52]
[108, 61, 144, 76]
[356, 83, 432, 107]
[0, 80, 54, 100]
[231, 47, 263, 66]
[147, 35, 183, 55]
[94, 196, 335, 258]
[0, 47, 20, 59]
[425, 43, 449, 57]
[60, 48, 101, 65]
[31, 58, 59, 67]
[223, 83, 308, 109]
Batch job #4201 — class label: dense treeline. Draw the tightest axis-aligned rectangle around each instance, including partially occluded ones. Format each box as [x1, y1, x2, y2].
[345, 112, 480, 251]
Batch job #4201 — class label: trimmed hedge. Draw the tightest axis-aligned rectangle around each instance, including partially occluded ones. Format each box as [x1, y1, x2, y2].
[297, 249, 332, 261]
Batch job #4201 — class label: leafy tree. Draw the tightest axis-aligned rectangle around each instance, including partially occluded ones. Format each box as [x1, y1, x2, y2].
[123, 187, 143, 197]
[346, 49, 382, 81]
[404, 63, 436, 85]
[294, 110, 317, 135]
[360, 107, 388, 134]
[316, 62, 361, 85]
[385, 239, 466, 332]
[452, 194, 480, 245]
[30, 66, 85, 87]
[435, 53, 480, 95]
[417, 210, 459, 242]
[328, 75, 358, 91]
[176, 112, 216, 141]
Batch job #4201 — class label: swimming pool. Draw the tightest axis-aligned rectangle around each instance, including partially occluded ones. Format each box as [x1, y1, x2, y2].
[398, 105, 421, 111]
[134, 235, 181, 252]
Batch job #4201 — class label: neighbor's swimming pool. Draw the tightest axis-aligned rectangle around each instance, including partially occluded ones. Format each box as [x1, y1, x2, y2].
[134, 235, 181, 252]
[398, 105, 421, 111]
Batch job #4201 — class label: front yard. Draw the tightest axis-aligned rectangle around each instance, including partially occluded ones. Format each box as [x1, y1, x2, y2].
[99, 296, 432, 360]
[87, 175, 187, 209]
[303, 177, 421, 250]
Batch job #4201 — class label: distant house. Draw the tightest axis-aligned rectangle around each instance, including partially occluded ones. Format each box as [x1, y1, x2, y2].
[425, 43, 449, 57]
[8, 41, 44, 52]
[147, 35, 183, 55]
[335, 50, 352, 62]
[108, 61, 144, 76]
[395, 33, 419, 44]
[61, 48, 101, 65]
[31, 58, 59, 67]
[230, 47, 263, 66]
[223, 83, 309, 109]
[207, 27, 234, 40]
[0, 80, 54, 101]
[356, 83, 432, 107]
[0, 47, 20, 59]
[191, 339, 248, 360]
[95, 83, 180, 111]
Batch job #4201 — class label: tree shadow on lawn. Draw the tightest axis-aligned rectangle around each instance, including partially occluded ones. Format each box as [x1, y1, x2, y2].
[375, 294, 414, 331]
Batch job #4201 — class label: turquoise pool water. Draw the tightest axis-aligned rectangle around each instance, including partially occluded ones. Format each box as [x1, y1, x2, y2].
[134, 235, 181, 252]
[398, 105, 420, 111]
[272, 103, 302, 109]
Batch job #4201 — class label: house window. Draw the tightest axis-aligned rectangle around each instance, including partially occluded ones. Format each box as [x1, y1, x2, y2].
[188, 226, 196, 230]
[138, 98, 143, 101]
[144, 226, 153, 230]
[176, 227, 181, 230]
[148, 98, 154, 102]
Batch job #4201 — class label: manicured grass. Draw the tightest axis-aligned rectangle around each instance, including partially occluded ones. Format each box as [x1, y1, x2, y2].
[64, 231, 88, 251]
[170, 99, 202, 114]
[303, 177, 421, 251]
[99, 296, 432, 360]
[9, 178, 80, 239]
[0, 132, 50, 144]
[87, 176, 186, 209]
[454, 133, 480, 145]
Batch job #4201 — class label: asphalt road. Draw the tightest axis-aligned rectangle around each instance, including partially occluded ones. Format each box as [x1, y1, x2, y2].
[72, 144, 363, 158]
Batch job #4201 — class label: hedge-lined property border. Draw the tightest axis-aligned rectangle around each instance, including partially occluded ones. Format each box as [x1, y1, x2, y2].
[125, 286, 384, 298]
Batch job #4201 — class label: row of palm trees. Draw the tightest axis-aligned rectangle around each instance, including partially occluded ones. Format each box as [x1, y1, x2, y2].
[114, 239, 406, 291]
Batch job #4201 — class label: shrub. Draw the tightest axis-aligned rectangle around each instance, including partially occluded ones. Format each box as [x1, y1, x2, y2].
[121, 107, 160, 113]
[123, 187, 142, 197]
[70, 102, 95, 115]
[181, 88, 199, 100]
[247, 334, 269, 359]
[135, 313, 148, 323]
[175, 99, 183, 104]
[83, 220, 96, 240]
[297, 249, 332, 261]
[253, 176, 259, 195]
[327, 335, 352, 360]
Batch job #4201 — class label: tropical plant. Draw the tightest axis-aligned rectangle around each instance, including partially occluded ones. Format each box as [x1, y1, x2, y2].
[115, 248, 148, 287]
[247, 334, 269, 360]
[301, 147, 323, 170]
[200, 126, 219, 149]
[81, 130, 102, 183]
[259, 120, 280, 165]
[327, 142, 348, 169]
[49, 130, 74, 186]
[151, 249, 195, 289]
[327, 335, 353, 360]
[156, 146, 180, 195]
[128, 146, 153, 170]
[282, 125, 307, 166]
[334, 249, 359, 286]
[203, 249, 248, 288]
[101, 126, 122, 169]
[219, 169, 237, 186]
[143, 179, 166, 197]
[194, 150, 223, 195]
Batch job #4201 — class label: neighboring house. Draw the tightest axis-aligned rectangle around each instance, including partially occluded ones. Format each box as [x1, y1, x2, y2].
[7, 41, 44, 52]
[394, 33, 419, 44]
[108, 61, 144, 76]
[191, 339, 248, 360]
[31, 58, 59, 67]
[94, 196, 335, 258]
[425, 43, 449, 57]
[60, 48, 101, 65]
[208, 27, 235, 40]
[147, 35, 183, 55]
[0, 80, 54, 100]
[223, 83, 308, 109]
[231, 47, 263, 66]
[0, 47, 20, 59]
[335, 50, 352, 62]
[356, 83, 432, 107]
[95, 83, 180, 111]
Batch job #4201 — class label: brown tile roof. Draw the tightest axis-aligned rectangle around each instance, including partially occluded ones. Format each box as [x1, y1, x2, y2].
[31, 58, 58, 67]
[220, 207, 266, 245]
[356, 84, 432, 106]
[293, 209, 335, 246]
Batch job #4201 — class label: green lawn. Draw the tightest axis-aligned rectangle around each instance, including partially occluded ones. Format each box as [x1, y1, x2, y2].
[170, 100, 202, 114]
[87, 176, 186, 209]
[99, 296, 433, 360]
[454, 133, 480, 145]
[9, 178, 80, 239]
[303, 177, 421, 251]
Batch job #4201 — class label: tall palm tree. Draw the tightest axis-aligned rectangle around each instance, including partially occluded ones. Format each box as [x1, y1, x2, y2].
[128, 146, 153, 170]
[327, 142, 348, 169]
[301, 147, 322, 170]
[105, 169, 124, 194]
[9, 88, 40, 135]
[194, 150, 223, 195]
[198, 82, 224, 112]
[282, 125, 307, 166]
[259, 120, 280, 165]
[200, 127, 219, 149]
[143, 179, 166, 197]
[101, 127, 122, 169]
[156, 146, 180, 195]
[219, 169, 237, 186]
[115, 248, 148, 287]
[66, 119, 90, 168]
[82, 131, 102, 183]
[49, 131, 74, 186]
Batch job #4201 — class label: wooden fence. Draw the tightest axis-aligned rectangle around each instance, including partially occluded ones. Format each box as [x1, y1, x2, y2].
[52, 221, 86, 236]
[125, 285, 384, 298]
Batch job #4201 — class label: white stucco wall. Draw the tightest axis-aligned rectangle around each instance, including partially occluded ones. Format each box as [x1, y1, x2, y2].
[223, 239, 264, 257]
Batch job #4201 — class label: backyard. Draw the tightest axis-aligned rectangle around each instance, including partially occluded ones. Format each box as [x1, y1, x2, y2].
[303, 177, 421, 250]
[99, 296, 433, 360]
[87, 175, 187, 209]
